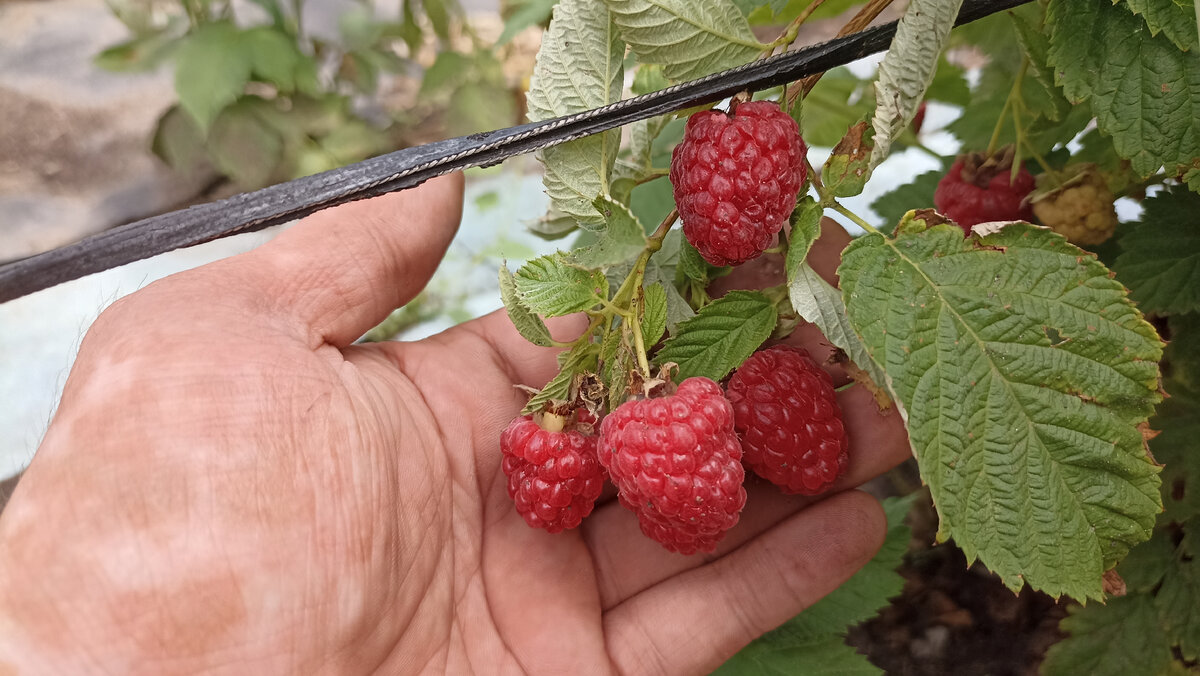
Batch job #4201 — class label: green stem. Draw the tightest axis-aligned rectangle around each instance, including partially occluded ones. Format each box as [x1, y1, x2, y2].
[986, 59, 1028, 157]
[830, 200, 882, 236]
[597, 297, 632, 319]
[769, 0, 829, 52]
[629, 287, 652, 377]
[911, 139, 943, 162]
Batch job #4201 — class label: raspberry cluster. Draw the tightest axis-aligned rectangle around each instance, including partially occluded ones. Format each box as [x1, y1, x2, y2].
[502, 348, 852, 554]
[670, 101, 807, 267]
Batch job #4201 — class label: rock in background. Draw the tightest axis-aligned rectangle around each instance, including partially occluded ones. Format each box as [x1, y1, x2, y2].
[0, 0, 216, 261]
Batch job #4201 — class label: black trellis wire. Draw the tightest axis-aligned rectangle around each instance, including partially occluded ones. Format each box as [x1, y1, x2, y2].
[0, 0, 1030, 303]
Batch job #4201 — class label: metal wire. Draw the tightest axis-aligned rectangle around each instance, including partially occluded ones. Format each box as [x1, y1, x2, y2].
[0, 0, 1029, 303]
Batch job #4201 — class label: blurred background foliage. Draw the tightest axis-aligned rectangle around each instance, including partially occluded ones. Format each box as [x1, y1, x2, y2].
[95, 0, 547, 191]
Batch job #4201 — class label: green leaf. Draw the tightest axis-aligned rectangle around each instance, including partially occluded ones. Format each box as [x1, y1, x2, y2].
[603, 0, 765, 82]
[446, 76, 517, 136]
[571, 197, 649, 268]
[1041, 595, 1174, 676]
[824, 121, 875, 198]
[663, 281, 695, 335]
[716, 638, 880, 675]
[784, 196, 823, 281]
[515, 254, 607, 316]
[1121, 0, 1199, 52]
[1153, 314, 1200, 522]
[630, 63, 670, 95]
[318, 120, 388, 165]
[339, 4, 384, 49]
[1011, 6, 1072, 123]
[801, 69, 875, 147]
[528, 208, 580, 240]
[924, 56, 971, 106]
[151, 105, 209, 176]
[528, 0, 624, 227]
[1114, 186, 1200, 315]
[868, 170, 943, 232]
[173, 22, 252, 132]
[207, 100, 283, 188]
[498, 0, 557, 46]
[839, 223, 1164, 600]
[522, 343, 599, 414]
[242, 27, 306, 93]
[642, 283, 668, 346]
[788, 263, 887, 389]
[717, 495, 915, 675]
[654, 290, 776, 380]
[420, 51, 472, 96]
[423, 0, 453, 42]
[949, 4, 1086, 155]
[601, 324, 635, 408]
[1046, 0, 1200, 177]
[95, 29, 179, 72]
[868, 0, 964, 171]
[1185, 166, 1200, 193]
[616, 114, 670, 183]
[399, 0, 424, 54]
[499, 265, 554, 346]
[1114, 528, 1173, 593]
[1157, 522, 1200, 660]
[675, 238, 711, 285]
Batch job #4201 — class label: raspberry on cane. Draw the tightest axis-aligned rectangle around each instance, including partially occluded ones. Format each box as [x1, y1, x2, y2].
[670, 100, 807, 267]
[934, 149, 1035, 233]
[726, 346, 849, 495]
[500, 410, 606, 534]
[1031, 164, 1118, 246]
[598, 377, 747, 555]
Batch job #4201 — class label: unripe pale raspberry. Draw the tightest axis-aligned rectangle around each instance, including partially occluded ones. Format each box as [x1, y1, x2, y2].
[1032, 165, 1117, 246]
[598, 377, 747, 554]
[670, 100, 807, 267]
[726, 346, 849, 495]
[501, 413, 606, 533]
[934, 151, 1035, 232]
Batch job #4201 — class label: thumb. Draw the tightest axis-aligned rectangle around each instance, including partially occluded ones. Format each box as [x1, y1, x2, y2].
[239, 172, 465, 347]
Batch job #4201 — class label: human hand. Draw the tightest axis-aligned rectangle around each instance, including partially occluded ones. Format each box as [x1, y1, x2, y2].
[0, 174, 910, 675]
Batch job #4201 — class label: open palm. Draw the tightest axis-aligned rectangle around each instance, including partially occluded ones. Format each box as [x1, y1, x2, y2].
[0, 175, 909, 675]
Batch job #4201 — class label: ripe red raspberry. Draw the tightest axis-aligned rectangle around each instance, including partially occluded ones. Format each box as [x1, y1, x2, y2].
[726, 346, 849, 495]
[934, 150, 1035, 232]
[670, 100, 807, 267]
[500, 412, 606, 533]
[598, 377, 747, 554]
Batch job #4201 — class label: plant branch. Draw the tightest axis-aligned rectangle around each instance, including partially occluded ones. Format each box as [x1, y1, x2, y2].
[770, 0, 831, 52]
[830, 200, 881, 235]
[785, 0, 897, 109]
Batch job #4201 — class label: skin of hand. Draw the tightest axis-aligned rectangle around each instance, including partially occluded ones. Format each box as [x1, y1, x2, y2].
[0, 173, 910, 675]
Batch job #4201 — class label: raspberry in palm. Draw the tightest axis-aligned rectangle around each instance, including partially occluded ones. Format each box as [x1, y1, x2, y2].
[501, 410, 606, 533]
[598, 377, 747, 555]
[726, 346, 849, 495]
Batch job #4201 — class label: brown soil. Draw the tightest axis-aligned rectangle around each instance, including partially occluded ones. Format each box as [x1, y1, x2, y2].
[850, 464, 1071, 675]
